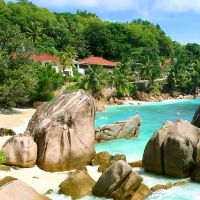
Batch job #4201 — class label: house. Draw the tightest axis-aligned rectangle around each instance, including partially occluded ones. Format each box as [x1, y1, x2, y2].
[32, 55, 60, 72]
[32, 54, 74, 76]
[77, 56, 119, 75]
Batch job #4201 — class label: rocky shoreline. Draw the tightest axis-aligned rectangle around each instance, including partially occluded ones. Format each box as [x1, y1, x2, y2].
[0, 90, 200, 200]
[95, 90, 199, 111]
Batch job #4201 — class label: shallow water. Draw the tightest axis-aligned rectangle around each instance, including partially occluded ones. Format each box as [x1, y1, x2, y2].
[48, 98, 200, 200]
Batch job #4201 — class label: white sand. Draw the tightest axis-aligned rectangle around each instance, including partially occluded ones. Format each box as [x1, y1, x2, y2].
[0, 108, 101, 195]
[0, 108, 36, 133]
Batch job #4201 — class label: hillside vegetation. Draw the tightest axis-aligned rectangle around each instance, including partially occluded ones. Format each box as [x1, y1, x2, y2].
[0, 0, 200, 108]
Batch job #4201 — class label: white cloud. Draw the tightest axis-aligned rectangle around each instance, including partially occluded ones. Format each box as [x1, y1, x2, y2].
[29, 0, 137, 12]
[152, 0, 200, 14]
[5, 0, 200, 15]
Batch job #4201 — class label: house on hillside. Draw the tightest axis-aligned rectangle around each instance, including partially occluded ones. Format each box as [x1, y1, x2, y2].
[77, 56, 119, 75]
[32, 55, 60, 72]
[32, 54, 74, 76]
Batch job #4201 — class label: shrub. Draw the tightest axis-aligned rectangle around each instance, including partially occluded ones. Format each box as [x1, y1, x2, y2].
[41, 92, 55, 101]
[0, 151, 6, 169]
[149, 87, 161, 93]
[31, 65, 64, 102]
[73, 69, 82, 78]
[64, 76, 75, 82]
[65, 84, 80, 91]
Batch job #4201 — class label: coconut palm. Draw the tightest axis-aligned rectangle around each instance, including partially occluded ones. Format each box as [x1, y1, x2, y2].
[59, 45, 78, 73]
[25, 21, 43, 44]
[112, 64, 133, 96]
[78, 65, 107, 95]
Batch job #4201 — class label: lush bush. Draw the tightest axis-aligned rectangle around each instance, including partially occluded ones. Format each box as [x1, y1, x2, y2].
[63, 69, 83, 82]
[0, 151, 6, 169]
[40, 91, 56, 101]
[73, 69, 83, 78]
[31, 65, 64, 102]
[65, 84, 80, 91]
[149, 87, 161, 93]
[129, 85, 137, 95]
[0, 24, 38, 108]
[63, 76, 75, 82]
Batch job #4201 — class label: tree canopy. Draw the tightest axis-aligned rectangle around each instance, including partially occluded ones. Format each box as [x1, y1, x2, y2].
[1, 0, 200, 108]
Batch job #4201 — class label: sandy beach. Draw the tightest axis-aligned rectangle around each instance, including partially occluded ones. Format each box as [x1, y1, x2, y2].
[0, 108, 36, 133]
[0, 108, 101, 196]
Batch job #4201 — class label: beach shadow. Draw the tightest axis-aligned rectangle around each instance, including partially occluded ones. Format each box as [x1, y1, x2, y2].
[0, 108, 21, 115]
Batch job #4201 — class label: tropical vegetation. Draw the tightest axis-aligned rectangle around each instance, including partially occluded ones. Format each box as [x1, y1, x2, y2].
[0, 0, 200, 108]
[0, 151, 6, 169]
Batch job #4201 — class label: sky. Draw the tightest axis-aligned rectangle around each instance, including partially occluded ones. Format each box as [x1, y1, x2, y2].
[4, 0, 200, 45]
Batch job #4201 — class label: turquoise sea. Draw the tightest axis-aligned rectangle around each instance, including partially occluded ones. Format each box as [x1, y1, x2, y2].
[48, 98, 200, 200]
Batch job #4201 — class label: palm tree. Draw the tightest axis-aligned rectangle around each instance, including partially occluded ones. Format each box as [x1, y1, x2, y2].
[25, 21, 43, 44]
[59, 46, 78, 74]
[112, 64, 133, 96]
[167, 50, 192, 92]
[78, 65, 107, 95]
[137, 54, 162, 91]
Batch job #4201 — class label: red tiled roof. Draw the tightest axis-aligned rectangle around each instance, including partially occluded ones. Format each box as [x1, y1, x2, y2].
[32, 55, 59, 62]
[79, 56, 118, 66]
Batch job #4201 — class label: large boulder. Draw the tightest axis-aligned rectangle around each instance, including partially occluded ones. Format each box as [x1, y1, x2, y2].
[24, 89, 96, 172]
[190, 145, 200, 183]
[95, 114, 142, 142]
[190, 164, 200, 183]
[0, 177, 50, 200]
[143, 119, 200, 178]
[59, 170, 96, 199]
[90, 151, 111, 166]
[110, 170, 143, 200]
[95, 99, 107, 111]
[92, 160, 132, 197]
[191, 105, 200, 128]
[135, 91, 149, 101]
[1, 134, 37, 168]
[100, 86, 117, 99]
[123, 183, 152, 200]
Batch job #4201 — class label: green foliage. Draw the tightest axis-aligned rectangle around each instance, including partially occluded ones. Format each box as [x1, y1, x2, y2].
[24, 21, 44, 44]
[0, 1, 200, 98]
[64, 76, 76, 82]
[2, 1, 175, 61]
[0, 23, 38, 108]
[149, 85, 161, 93]
[111, 64, 133, 96]
[65, 84, 80, 91]
[185, 43, 200, 60]
[78, 64, 133, 97]
[64, 69, 83, 82]
[0, 151, 6, 169]
[166, 50, 200, 93]
[78, 65, 107, 95]
[59, 45, 78, 70]
[84, 22, 111, 58]
[41, 91, 55, 101]
[32, 65, 64, 102]
[129, 47, 161, 89]
[73, 69, 82, 78]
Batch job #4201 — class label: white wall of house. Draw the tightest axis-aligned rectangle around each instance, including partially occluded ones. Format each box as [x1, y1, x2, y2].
[52, 66, 59, 73]
[63, 68, 74, 76]
[40, 60, 73, 76]
[76, 64, 85, 75]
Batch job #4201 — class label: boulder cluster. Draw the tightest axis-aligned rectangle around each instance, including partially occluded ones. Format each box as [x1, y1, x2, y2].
[0, 89, 200, 200]
[143, 117, 200, 182]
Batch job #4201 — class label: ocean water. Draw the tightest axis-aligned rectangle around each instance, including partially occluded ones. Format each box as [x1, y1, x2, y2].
[48, 98, 200, 200]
